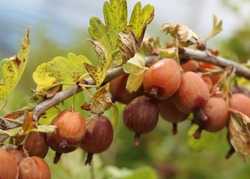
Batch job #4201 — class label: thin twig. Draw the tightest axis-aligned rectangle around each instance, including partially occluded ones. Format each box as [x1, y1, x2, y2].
[28, 48, 250, 121]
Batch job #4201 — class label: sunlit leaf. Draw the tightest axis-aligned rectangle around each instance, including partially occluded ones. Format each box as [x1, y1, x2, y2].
[39, 107, 61, 125]
[33, 53, 90, 95]
[123, 54, 146, 92]
[206, 15, 223, 41]
[0, 30, 30, 101]
[129, 2, 154, 44]
[32, 125, 56, 133]
[123, 53, 146, 74]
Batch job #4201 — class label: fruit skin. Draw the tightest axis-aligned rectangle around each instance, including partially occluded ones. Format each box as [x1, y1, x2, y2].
[123, 96, 159, 138]
[47, 110, 86, 154]
[7, 148, 25, 164]
[81, 115, 113, 164]
[110, 75, 141, 104]
[0, 149, 18, 179]
[230, 93, 250, 117]
[158, 99, 188, 134]
[143, 58, 181, 98]
[181, 60, 199, 72]
[202, 76, 213, 92]
[24, 132, 48, 158]
[19, 156, 51, 179]
[198, 97, 229, 132]
[174, 72, 209, 113]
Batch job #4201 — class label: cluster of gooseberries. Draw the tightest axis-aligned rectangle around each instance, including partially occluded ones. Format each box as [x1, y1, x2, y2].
[2, 57, 250, 179]
[0, 110, 113, 179]
[111, 57, 250, 148]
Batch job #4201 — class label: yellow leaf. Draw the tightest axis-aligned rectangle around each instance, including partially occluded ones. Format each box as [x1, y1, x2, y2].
[0, 30, 30, 101]
[126, 72, 144, 93]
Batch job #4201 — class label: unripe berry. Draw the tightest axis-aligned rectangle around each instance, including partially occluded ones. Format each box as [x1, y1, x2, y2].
[143, 58, 181, 99]
[47, 110, 86, 163]
[81, 115, 113, 165]
[19, 156, 51, 179]
[174, 72, 209, 113]
[123, 96, 159, 145]
[158, 99, 188, 134]
[24, 132, 48, 158]
[0, 149, 18, 179]
[230, 93, 250, 117]
[110, 75, 140, 104]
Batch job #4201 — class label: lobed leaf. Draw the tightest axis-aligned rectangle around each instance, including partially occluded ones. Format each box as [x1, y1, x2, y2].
[0, 30, 30, 101]
[129, 2, 154, 44]
[33, 53, 90, 96]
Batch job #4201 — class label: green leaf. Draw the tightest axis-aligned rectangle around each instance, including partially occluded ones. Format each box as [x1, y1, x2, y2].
[206, 15, 223, 41]
[88, 0, 154, 86]
[126, 73, 144, 93]
[123, 53, 146, 74]
[39, 107, 61, 125]
[129, 2, 154, 44]
[32, 125, 56, 133]
[33, 53, 90, 95]
[0, 30, 30, 101]
[110, 104, 120, 128]
[123, 54, 146, 92]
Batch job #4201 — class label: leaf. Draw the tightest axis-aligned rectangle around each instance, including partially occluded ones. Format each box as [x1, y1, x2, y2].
[126, 73, 144, 93]
[161, 23, 199, 46]
[110, 104, 119, 128]
[88, 0, 128, 85]
[33, 53, 90, 95]
[22, 112, 34, 134]
[228, 110, 250, 158]
[88, 0, 154, 86]
[0, 30, 30, 101]
[206, 15, 223, 41]
[123, 53, 146, 74]
[32, 125, 56, 133]
[123, 54, 146, 92]
[82, 84, 112, 114]
[39, 107, 61, 125]
[129, 2, 154, 44]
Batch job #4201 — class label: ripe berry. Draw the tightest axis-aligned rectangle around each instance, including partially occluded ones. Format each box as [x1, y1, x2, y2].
[7, 148, 25, 164]
[143, 58, 181, 99]
[0, 149, 18, 179]
[19, 156, 51, 179]
[47, 110, 86, 163]
[24, 132, 48, 158]
[110, 75, 140, 104]
[202, 76, 213, 92]
[81, 115, 113, 165]
[123, 96, 159, 145]
[181, 60, 199, 72]
[174, 72, 209, 113]
[158, 99, 188, 134]
[230, 93, 250, 117]
[194, 97, 229, 136]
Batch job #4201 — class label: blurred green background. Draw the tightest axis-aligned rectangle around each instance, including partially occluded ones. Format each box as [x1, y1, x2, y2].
[1, 0, 250, 178]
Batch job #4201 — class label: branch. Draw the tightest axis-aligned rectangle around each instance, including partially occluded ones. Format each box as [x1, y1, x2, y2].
[32, 48, 250, 120]
[180, 48, 250, 78]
